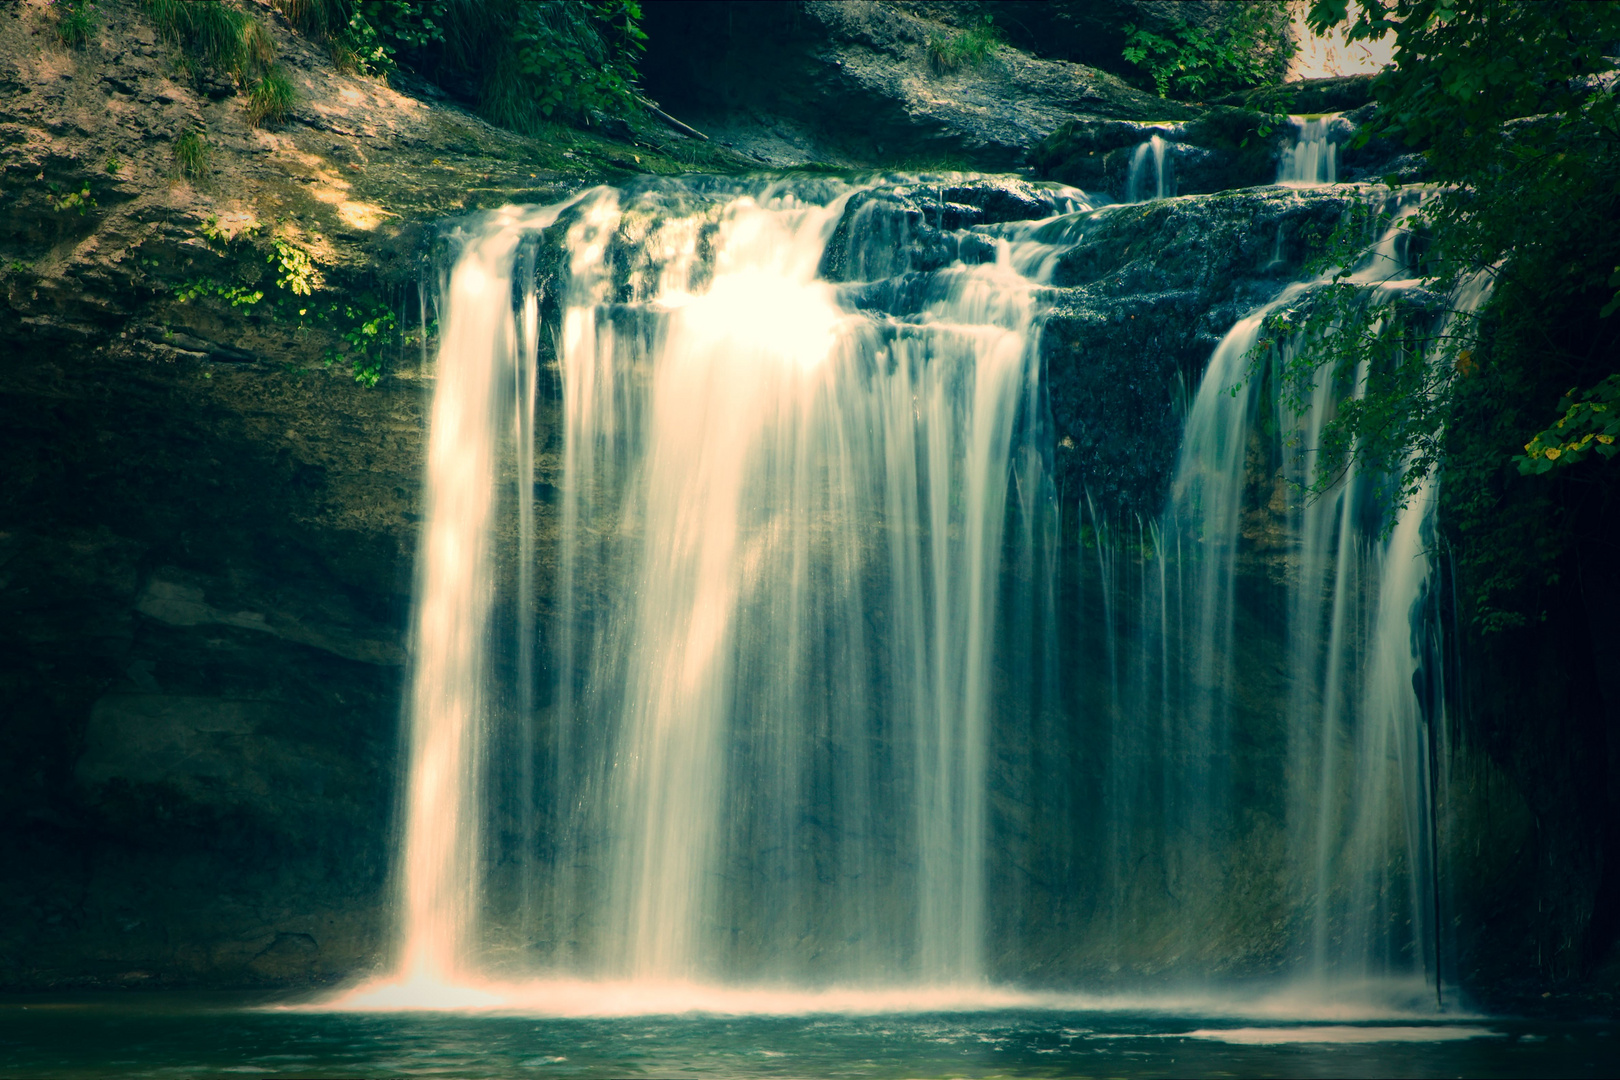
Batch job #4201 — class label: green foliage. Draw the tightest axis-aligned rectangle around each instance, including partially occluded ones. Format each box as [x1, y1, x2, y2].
[274, 0, 446, 76]
[173, 131, 210, 179]
[926, 16, 1002, 75]
[1516, 376, 1620, 474]
[322, 303, 396, 385]
[54, 0, 97, 47]
[505, 0, 647, 125]
[1122, 2, 1293, 101]
[246, 66, 296, 127]
[174, 279, 264, 307]
[1283, 0, 1620, 629]
[174, 221, 394, 387]
[268, 236, 318, 295]
[47, 181, 97, 215]
[145, 0, 274, 79]
[103, 154, 121, 175]
[274, 0, 647, 131]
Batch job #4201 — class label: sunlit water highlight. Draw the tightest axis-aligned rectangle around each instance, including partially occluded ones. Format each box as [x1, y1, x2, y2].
[326, 974, 1475, 1020]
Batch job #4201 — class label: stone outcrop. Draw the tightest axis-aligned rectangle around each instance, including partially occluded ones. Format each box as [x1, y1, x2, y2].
[639, 0, 1190, 169]
[0, 0, 629, 988]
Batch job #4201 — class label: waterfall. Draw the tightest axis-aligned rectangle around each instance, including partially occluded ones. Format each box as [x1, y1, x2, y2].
[1278, 116, 1339, 185]
[546, 184, 1061, 985]
[1084, 196, 1488, 996]
[338, 173, 1480, 1012]
[1127, 135, 1170, 201]
[340, 179, 1077, 1006]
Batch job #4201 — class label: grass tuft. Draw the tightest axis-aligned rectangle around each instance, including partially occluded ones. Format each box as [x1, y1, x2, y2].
[174, 130, 210, 179]
[926, 16, 1002, 75]
[55, 0, 98, 47]
[246, 66, 296, 127]
[145, 0, 274, 78]
[272, 0, 350, 38]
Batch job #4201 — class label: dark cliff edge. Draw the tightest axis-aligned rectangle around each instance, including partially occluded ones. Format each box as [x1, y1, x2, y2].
[1, 0, 1614, 1004]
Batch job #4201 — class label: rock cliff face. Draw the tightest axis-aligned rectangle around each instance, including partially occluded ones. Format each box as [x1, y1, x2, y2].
[2, 0, 1613, 996]
[0, 0, 608, 987]
[638, 0, 1193, 169]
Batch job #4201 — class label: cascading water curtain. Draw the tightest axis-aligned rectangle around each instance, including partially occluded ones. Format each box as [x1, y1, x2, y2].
[368, 182, 1068, 997]
[539, 187, 1055, 986]
[1080, 197, 1487, 996]
[361, 177, 1478, 1007]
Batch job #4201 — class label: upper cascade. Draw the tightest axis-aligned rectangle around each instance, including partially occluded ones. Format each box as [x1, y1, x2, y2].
[1278, 115, 1350, 186]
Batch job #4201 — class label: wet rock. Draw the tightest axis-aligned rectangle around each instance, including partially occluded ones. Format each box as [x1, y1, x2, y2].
[639, 0, 1186, 169]
[1036, 187, 1359, 518]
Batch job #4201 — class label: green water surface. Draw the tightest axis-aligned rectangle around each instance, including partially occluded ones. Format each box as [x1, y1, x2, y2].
[0, 994, 1610, 1078]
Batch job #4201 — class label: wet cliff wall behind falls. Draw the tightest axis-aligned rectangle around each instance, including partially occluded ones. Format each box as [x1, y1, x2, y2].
[0, 0, 659, 987]
[1, 0, 1615, 999]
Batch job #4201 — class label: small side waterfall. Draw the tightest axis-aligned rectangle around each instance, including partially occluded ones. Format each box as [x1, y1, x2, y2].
[1127, 135, 1170, 201]
[362, 203, 571, 1008]
[1278, 116, 1340, 185]
[1080, 199, 1487, 997]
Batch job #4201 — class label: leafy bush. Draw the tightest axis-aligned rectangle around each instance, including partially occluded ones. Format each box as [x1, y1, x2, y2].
[1122, 2, 1292, 101]
[324, 304, 396, 386]
[1276, 0, 1620, 630]
[47, 182, 97, 215]
[1517, 375, 1620, 474]
[246, 66, 297, 127]
[274, 0, 438, 75]
[501, 0, 647, 125]
[273, 0, 647, 130]
[173, 131, 210, 179]
[926, 16, 1002, 75]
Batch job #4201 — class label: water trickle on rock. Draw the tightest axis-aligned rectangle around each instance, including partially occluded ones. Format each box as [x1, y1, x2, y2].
[1127, 135, 1171, 202]
[1279, 116, 1341, 186]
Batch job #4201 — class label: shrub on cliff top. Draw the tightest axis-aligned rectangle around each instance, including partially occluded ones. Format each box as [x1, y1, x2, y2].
[273, 0, 647, 130]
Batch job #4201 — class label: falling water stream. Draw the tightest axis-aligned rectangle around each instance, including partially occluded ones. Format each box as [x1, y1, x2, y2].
[1126, 134, 1170, 202]
[333, 170, 1486, 1020]
[1279, 115, 1342, 185]
[343, 179, 1076, 1009]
